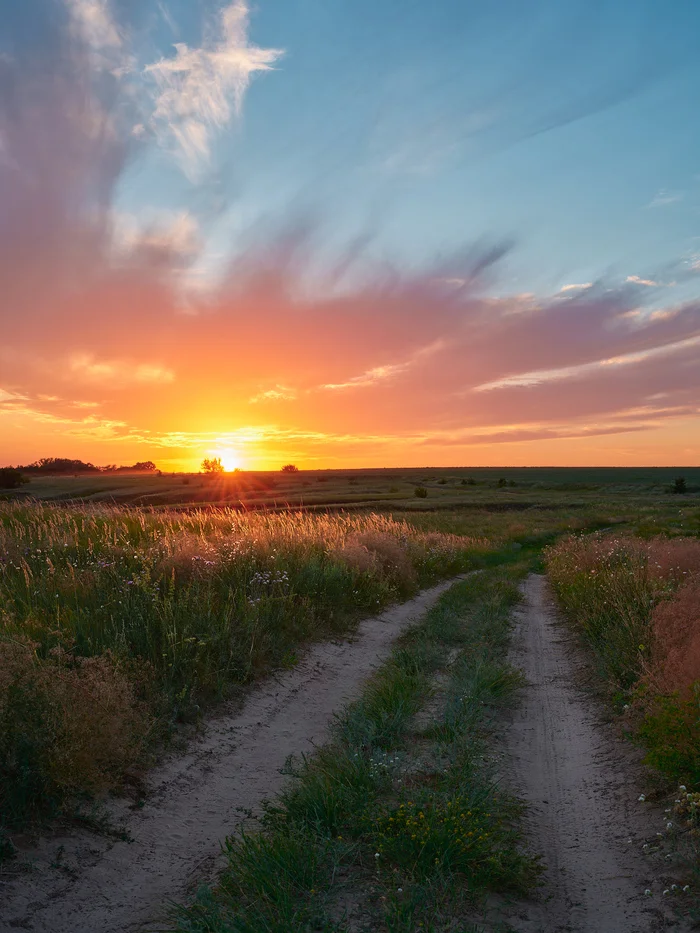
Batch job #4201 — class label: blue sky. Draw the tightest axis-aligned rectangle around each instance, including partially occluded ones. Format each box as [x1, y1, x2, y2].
[1, 0, 699, 469]
[109, 0, 700, 293]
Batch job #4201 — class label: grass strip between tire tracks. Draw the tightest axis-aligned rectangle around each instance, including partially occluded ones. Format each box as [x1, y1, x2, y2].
[171, 557, 540, 933]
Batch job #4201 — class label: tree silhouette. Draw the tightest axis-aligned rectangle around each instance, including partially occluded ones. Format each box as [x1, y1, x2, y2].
[201, 457, 225, 475]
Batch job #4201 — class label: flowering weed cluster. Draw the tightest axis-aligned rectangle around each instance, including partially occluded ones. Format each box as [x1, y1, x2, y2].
[547, 533, 700, 785]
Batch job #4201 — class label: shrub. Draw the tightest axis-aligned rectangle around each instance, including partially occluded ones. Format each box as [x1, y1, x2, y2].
[0, 638, 152, 823]
[281, 464, 299, 473]
[672, 476, 687, 495]
[0, 469, 28, 490]
[414, 486, 428, 499]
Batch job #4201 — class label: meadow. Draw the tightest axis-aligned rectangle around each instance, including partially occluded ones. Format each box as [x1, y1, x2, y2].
[1, 466, 699, 923]
[0, 502, 481, 836]
[4, 465, 699, 511]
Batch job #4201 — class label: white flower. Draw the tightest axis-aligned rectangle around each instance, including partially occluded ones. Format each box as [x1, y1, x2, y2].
[680, 785, 687, 791]
[397, 887, 403, 893]
[644, 888, 652, 896]
[683, 885, 690, 892]
[638, 794, 646, 802]
[663, 889, 670, 896]
[643, 843, 650, 850]
[667, 821, 674, 829]
[672, 884, 678, 891]
[375, 852, 380, 859]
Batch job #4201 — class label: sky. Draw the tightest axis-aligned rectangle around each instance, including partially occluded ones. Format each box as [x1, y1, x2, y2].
[1, 0, 699, 470]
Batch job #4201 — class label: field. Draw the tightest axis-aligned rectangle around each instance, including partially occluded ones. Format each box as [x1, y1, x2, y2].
[1, 469, 700, 930]
[5, 466, 700, 511]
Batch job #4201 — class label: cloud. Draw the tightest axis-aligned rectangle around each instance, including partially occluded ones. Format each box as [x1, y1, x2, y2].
[69, 355, 175, 385]
[648, 189, 684, 208]
[560, 283, 592, 292]
[626, 275, 658, 286]
[66, 0, 122, 54]
[322, 362, 410, 391]
[249, 386, 297, 403]
[145, 1, 283, 176]
[113, 210, 201, 263]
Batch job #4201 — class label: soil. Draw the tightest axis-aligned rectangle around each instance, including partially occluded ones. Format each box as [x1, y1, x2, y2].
[0, 577, 461, 933]
[499, 574, 690, 933]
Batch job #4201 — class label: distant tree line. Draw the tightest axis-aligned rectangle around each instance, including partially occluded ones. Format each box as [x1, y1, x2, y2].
[4, 458, 158, 475]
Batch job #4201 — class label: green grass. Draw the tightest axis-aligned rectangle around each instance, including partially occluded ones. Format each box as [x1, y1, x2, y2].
[0, 504, 485, 835]
[172, 562, 539, 933]
[4, 466, 699, 512]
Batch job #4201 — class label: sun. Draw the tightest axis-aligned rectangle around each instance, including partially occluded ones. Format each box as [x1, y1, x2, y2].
[216, 450, 240, 472]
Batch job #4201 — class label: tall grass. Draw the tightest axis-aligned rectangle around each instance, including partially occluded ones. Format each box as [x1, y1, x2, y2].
[547, 533, 700, 784]
[0, 502, 483, 832]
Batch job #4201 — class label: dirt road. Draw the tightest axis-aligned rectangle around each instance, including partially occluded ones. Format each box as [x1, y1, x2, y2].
[0, 577, 460, 933]
[504, 574, 685, 933]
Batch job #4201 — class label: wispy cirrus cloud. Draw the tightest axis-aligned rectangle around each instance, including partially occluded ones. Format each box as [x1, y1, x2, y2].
[66, 0, 122, 54]
[69, 355, 175, 385]
[648, 188, 684, 208]
[249, 386, 297, 403]
[145, 1, 283, 177]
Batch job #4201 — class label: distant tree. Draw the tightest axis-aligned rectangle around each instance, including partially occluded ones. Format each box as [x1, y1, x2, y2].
[0, 468, 28, 489]
[21, 457, 100, 474]
[672, 476, 687, 495]
[497, 477, 507, 488]
[414, 485, 428, 498]
[132, 461, 157, 472]
[201, 457, 225, 475]
[281, 464, 299, 473]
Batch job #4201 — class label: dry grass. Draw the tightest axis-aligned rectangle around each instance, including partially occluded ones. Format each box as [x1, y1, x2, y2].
[645, 578, 700, 700]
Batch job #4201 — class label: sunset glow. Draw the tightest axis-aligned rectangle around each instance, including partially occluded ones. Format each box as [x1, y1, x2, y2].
[215, 451, 242, 473]
[1, 1, 698, 471]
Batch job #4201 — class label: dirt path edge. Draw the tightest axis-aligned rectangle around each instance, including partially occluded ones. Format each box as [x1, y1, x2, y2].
[0, 577, 463, 933]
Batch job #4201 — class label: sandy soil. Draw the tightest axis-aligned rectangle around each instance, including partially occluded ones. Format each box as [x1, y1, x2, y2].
[0, 577, 460, 933]
[502, 574, 688, 933]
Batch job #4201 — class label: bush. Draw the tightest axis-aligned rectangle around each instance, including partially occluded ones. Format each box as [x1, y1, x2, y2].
[0, 468, 28, 490]
[672, 476, 687, 495]
[414, 486, 428, 499]
[281, 464, 299, 473]
[0, 639, 152, 824]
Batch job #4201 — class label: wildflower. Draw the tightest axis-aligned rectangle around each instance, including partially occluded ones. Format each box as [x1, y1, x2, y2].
[683, 885, 690, 892]
[663, 889, 670, 896]
[375, 852, 380, 859]
[638, 794, 646, 802]
[644, 889, 652, 896]
[680, 785, 687, 791]
[667, 821, 674, 829]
